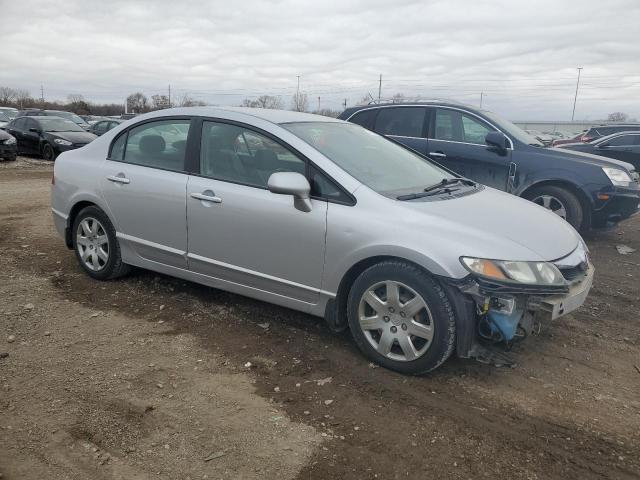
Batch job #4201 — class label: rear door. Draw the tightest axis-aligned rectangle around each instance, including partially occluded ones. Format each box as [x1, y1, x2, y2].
[426, 107, 513, 190]
[100, 118, 192, 268]
[7, 118, 28, 152]
[372, 106, 429, 155]
[186, 119, 328, 304]
[22, 118, 41, 154]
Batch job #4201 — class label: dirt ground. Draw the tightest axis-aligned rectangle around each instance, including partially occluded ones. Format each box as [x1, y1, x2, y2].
[1, 157, 639, 480]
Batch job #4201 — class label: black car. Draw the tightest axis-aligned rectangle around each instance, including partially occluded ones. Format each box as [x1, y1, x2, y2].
[5, 116, 97, 160]
[17, 109, 91, 130]
[339, 102, 640, 231]
[558, 131, 640, 170]
[0, 129, 17, 161]
[89, 118, 123, 136]
[581, 124, 640, 143]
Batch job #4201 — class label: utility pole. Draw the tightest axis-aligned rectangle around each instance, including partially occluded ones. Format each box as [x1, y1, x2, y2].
[571, 67, 582, 121]
[343, 98, 347, 109]
[40, 84, 44, 103]
[378, 74, 382, 104]
[296, 75, 300, 111]
[480, 92, 484, 109]
[168, 84, 171, 108]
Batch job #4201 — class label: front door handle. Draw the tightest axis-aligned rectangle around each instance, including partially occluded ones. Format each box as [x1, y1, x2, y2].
[191, 192, 222, 204]
[106, 174, 130, 184]
[429, 151, 447, 158]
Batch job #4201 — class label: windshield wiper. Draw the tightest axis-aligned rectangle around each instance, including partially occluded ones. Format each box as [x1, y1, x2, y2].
[397, 178, 476, 201]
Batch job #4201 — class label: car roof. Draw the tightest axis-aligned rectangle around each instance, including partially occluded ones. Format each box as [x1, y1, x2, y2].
[339, 100, 477, 118]
[133, 106, 345, 125]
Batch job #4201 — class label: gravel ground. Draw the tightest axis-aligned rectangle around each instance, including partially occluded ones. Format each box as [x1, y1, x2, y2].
[1, 156, 639, 479]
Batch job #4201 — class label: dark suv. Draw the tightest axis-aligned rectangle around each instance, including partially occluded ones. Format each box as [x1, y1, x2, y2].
[339, 102, 640, 231]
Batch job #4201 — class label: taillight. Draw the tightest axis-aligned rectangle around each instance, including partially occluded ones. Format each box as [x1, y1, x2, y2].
[581, 136, 592, 142]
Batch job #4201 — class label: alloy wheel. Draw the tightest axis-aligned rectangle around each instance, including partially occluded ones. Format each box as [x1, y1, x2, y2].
[76, 217, 109, 271]
[358, 280, 434, 362]
[532, 194, 567, 219]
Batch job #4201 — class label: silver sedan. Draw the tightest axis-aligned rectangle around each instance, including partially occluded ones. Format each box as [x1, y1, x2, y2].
[51, 107, 593, 374]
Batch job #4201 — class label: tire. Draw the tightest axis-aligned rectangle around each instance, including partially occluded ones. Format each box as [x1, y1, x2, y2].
[42, 143, 56, 161]
[347, 260, 456, 374]
[524, 185, 583, 230]
[72, 206, 130, 280]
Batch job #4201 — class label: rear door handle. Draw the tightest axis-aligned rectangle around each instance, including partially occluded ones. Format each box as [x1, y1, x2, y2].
[106, 174, 130, 184]
[429, 152, 447, 158]
[191, 192, 222, 204]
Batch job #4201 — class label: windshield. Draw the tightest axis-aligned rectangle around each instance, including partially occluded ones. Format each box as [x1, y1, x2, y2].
[0, 112, 10, 122]
[282, 122, 452, 196]
[45, 110, 87, 125]
[0, 109, 16, 120]
[39, 118, 85, 132]
[481, 111, 543, 146]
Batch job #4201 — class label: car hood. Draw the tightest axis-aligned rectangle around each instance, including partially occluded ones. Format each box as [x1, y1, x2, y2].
[397, 187, 580, 262]
[549, 145, 635, 171]
[45, 131, 97, 144]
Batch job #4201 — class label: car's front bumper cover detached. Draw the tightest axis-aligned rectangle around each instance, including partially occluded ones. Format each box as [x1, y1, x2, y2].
[453, 246, 594, 355]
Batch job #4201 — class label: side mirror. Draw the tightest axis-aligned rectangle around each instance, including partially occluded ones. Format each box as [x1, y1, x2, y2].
[28, 127, 41, 134]
[267, 172, 312, 212]
[485, 131, 508, 152]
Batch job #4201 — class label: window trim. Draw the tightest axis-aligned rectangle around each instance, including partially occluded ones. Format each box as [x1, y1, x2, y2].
[430, 107, 497, 147]
[193, 116, 356, 206]
[107, 115, 195, 174]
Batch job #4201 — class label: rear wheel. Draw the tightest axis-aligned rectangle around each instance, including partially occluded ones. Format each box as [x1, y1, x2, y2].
[72, 206, 130, 280]
[347, 260, 456, 374]
[525, 185, 583, 230]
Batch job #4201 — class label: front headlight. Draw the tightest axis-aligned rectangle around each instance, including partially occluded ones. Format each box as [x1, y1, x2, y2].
[54, 138, 73, 146]
[461, 257, 565, 286]
[4, 136, 16, 145]
[602, 167, 632, 186]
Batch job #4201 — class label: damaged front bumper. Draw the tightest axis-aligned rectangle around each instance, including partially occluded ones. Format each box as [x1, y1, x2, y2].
[449, 261, 594, 358]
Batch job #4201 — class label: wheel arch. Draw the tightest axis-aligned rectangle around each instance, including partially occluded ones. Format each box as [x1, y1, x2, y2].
[65, 199, 113, 248]
[519, 179, 593, 229]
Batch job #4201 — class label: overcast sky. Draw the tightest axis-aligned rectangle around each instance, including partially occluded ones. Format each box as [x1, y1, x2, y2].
[1, 0, 639, 120]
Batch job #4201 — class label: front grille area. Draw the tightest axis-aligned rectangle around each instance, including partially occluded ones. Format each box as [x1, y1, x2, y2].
[558, 261, 588, 281]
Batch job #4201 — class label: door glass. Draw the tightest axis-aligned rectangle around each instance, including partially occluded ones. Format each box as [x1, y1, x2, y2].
[309, 164, 352, 204]
[94, 122, 108, 135]
[461, 114, 493, 144]
[606, 135, 633, 147]
[200, 121, 306, 188]
[375, 107, 426, 137]
[122, 120, 190, 170]
[434, 109, 463, 141]
[350, 109, 378, 129]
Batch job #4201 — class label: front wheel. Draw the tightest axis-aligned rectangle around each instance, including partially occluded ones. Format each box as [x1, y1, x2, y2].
[525, 185, 584, 230]
[347, 261, 456, 374]
[42, 143, 56, 161]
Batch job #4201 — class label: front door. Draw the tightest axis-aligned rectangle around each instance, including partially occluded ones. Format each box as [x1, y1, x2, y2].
[597, 133, 640, 169]
[186, 120, 327, 305]
[99, 118, 192, 268]
[427, 107, 512, 190]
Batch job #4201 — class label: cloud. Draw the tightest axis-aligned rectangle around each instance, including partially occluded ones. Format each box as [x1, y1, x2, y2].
[0, 0, 639, 120]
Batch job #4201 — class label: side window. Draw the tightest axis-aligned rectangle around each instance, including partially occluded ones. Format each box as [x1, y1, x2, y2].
[13, 118, 26, 130]
[110, 132, 127, 160]
[200, 121, 305, 188]
[375, 107, 426, 137]
[122, 119, 190, 170]
[461, 114, 493, 144]
[309, 164, 352, 204]
[434, 109, 463, 141]
[606, 135, 634, 147]
[350, 109, 378, 130]
[24, 118, 37, 131]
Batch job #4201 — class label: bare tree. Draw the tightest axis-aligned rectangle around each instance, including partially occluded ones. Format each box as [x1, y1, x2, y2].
[15, 89, 33, 109]
[67, 94, 85, 104]
[177, 93, 206, 107]
[356, 94, 374, 106]
[391, 93, 406, 104]
[607, 112, 629, 123]
[126, 92, 149, 113]
[151, 94, 171, 110]
[291, 92, 308, 112]
[0, 86, 17, 105]
[240, 95, 283, 109]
